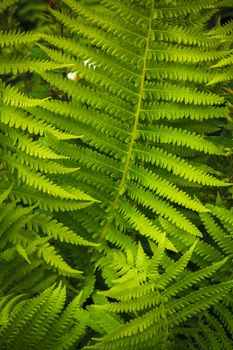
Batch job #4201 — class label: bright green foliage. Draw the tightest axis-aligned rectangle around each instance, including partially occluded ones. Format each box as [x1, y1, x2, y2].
[0, 187, 97, 297]
[84, 203, 233, 349]
[85, 241, 232, 349]
[0, 0, 232, 349]
[36, 0, 231, 257]
[0, 30, 94, 209]
[208, 17, 233, 85]
[0, 283, 88, 350]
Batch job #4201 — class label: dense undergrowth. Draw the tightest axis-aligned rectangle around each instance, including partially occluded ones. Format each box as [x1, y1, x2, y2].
[0, 0, 232, 349]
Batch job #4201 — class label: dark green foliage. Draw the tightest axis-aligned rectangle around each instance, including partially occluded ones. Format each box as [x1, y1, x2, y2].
[0, 0, 232, 349]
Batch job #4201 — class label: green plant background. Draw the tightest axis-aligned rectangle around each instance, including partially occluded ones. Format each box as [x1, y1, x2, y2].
[0, 0, 232, 349]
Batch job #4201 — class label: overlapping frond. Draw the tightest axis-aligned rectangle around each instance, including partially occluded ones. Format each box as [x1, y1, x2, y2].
[0, 30, 43, 47]
[0, 0, 232, 349]
[207, 19, 233, 84]
[153, 1, 217, 19]
[0, 284, 87, 350]
[0, 58, 73, 75]
[85, 242, 231, 350]
[37, 0, 230, 264]
[0, 188, 96, 287]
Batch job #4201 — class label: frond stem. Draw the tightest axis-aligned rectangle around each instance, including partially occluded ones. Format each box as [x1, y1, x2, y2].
[98, 0, 154, 241]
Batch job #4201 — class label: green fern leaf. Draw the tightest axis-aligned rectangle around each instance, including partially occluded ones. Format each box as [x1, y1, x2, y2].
[0, 30, 43, 48]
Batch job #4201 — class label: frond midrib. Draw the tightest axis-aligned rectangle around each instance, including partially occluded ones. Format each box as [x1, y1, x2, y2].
[98, 2, 154, 240]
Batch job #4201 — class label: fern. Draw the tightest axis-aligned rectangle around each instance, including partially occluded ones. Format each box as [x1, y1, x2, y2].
[0, 0, 232, 349]
[84, 242, 232, 349]
[0, 58, 73, 75]
[0, 283, 88, 350]
[0, 30, 43, 47]
[0, 188, 96, 288]
[35, 0, 230, 256]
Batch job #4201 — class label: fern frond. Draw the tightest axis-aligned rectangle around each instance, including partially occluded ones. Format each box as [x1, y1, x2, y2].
[207, 67, 233, 84]
[130, 166, 208, 212]
[203, 313, 233, 350]
[37, 295, 87, 350]
[36, 241, 82, 277]
[159, 218, 226, 266]
[49, 9, 144, 66]
[0, 153, 80, 199]
[118, 198, 177, 251]
[0, 58, 73, 75]
[153, 1, 217, 19]
[39, 45, 138, 102]
[30, 213, 98, 247]
[0, 180, 92, 212]
[213, 303, 233, 339]
[164, 258, 228, 299]
[152, 25, 218, 48]
[209, 19, 233, 37]
[207, 205, 233, 226]
[89, 281, 232, 350]
[88, 241, 231, 350]
[0, 30, 43, 48]
[149, 44, 227, 64]
[0, 104, 78, 139]
[144, 82, 224, 106]
[211, 53, 233, 69]
[1, 1, 232, 349]
[0, 284, 87, 349]
[42, 99, 131, 142]
[101, 0, 150, 28]
[146, 63, 216, 84]
[40, 71, 133, 120]
[23, 0, 230, 276]
[0, 202, 35, 242]
[138, 125, 223, 154]
[0, 79, 49, 107]
[134, 146, 228, 186]
[216, 0, 233, 7]
[126, 184, 202, 237]
[201, 213, 233, 256]
[63, 0, 147, 46]
[0, 186, 12, 205]
[140, 102, 229, 121]
[1, 127, 68, 160]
